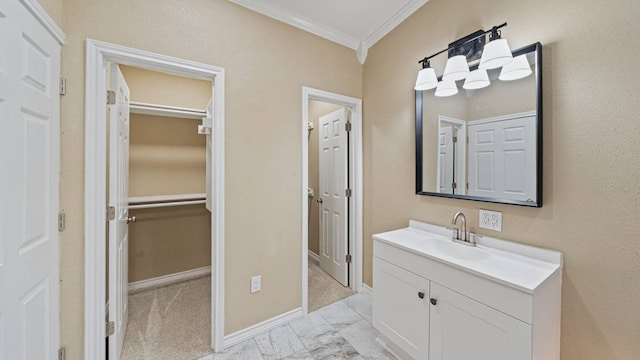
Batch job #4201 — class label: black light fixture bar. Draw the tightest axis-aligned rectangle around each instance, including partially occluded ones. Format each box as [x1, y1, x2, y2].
[418, 22, 507, 65]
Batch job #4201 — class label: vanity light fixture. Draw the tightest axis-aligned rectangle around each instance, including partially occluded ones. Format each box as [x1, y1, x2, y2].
[499, 54, 533, 81]
[415, 58, 438, 90]
[479, 26, 513, 70]
[435, 79, 458, 97]
[415, 22, 519, 97]
[463, 69, 491, 90]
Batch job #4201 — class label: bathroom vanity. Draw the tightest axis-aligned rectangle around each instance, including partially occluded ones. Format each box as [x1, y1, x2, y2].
[372, 220, 562, 360]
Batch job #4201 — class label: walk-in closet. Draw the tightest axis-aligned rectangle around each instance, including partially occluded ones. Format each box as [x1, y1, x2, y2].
[106, 64, 214, 360]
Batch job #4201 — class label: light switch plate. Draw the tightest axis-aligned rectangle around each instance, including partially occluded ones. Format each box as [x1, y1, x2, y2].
[479, 209, 502, 232]
[250, 275, 261, 293]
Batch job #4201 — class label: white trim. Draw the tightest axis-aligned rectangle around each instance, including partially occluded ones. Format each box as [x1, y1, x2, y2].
[362, 0, 430, 50]
[19, 0, 65, 44]
[228, 0, 359, 50]
[128, 266, 212, 293]
[223, 308, 304, 348]
[302, 87, 363, 316]
[128, 200, 206, 210]
[84, 39, 226, 359]
[308, 250, 320, 264]
[360, 283, 374, 296]
[470, 110, 537, 125]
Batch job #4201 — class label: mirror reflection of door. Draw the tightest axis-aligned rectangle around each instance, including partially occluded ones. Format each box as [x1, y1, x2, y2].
[437, 116, 466, 195]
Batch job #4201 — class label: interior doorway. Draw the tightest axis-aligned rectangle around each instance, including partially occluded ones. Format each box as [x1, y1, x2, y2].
[105, 63, 213, 360]
[302, 88, 363, 314]
[84, 40, 226, 360]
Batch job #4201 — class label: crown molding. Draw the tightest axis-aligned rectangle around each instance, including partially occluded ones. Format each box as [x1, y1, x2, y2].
[228, 0, 359, 50]
[228, 0, 429, 64]
[364, 0, 430, 49]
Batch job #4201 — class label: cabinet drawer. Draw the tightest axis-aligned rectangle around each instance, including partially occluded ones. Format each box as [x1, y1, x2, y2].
[375, 240, 533, 323]
[373, 258, 429, 360]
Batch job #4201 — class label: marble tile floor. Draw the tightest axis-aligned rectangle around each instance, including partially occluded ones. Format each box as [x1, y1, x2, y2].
[199, 292, 395, 360]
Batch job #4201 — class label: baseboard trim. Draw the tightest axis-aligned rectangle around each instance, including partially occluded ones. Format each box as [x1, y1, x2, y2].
[360, 283, 373, 296]
[308, 250, 320, 263]
[128, 266, 211, 294]
[224, 307, 303, 348]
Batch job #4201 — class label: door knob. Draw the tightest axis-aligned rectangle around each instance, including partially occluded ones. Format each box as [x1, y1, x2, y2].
[127, 216, 136, 224]
[430, 298, 438, 305]
[316, 198, 323, 204]
[418, 291, 425, 299]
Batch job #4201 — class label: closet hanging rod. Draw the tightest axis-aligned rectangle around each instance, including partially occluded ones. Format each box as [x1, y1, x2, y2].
[129, 193, 206, 204]
[129, 101, 206, 120]
[128, 199, 206, 210]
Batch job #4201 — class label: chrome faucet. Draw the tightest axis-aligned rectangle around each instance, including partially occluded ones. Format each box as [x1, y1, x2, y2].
[451, 212, 476, 246]
[452, 212, 467, 241]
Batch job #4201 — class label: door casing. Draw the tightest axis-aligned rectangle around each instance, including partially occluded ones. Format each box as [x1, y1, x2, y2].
[301, 87, 363, 314]
[84, 39, 226, 359]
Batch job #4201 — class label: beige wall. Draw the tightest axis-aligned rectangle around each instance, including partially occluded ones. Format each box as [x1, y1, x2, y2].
[120, 65, 211, 110]
[59, 0, 362, 358]
[363, 0, 640, 359]
[128, 205, 211, 283]
[38, 0, 62, 26]
[307, 100, 344, 255]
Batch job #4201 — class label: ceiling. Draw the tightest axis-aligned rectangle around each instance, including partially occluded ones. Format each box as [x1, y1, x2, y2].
[228, 0, 430, 63]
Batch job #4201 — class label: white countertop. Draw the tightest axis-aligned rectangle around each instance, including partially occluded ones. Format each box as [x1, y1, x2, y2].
[373, 220, 563, 293]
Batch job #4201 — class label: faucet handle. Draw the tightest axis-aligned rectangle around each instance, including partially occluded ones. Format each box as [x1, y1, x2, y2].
[446, 227, 459, 240]
[469, 232, 483, 244]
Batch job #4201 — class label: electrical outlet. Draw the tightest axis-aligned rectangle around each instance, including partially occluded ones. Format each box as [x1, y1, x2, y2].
[479, 209, 502, 232]
[250, 275, 261, 293]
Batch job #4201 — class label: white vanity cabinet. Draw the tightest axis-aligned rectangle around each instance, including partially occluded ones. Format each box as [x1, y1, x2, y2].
[372, 220, 563, 360]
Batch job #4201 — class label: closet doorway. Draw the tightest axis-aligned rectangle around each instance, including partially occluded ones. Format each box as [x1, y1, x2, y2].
[302, 88, 363, 314]
[84, 40, 225, 360]
[107, 63, 213, 360]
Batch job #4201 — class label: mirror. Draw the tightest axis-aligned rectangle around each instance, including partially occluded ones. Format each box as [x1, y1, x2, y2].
[416, 43, 542, 207]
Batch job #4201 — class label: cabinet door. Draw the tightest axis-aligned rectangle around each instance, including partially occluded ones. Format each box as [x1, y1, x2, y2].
[429, 283, 532, 360]
[373, 258, 430, 360]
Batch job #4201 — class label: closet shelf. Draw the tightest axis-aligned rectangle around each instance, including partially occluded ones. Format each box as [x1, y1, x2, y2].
[128, 193, 207, 209]
[130, 101, 206, 120]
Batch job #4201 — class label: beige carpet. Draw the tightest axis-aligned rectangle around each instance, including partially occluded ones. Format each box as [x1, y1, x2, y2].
[121, 276, 211, 360]
[308, 257, 355, 312]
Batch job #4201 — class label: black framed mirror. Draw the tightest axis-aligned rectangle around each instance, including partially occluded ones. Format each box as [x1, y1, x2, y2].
[416, 42, 542, 207]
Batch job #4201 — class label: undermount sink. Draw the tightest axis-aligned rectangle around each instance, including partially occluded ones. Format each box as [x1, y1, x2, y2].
[437, 240, 490, 261]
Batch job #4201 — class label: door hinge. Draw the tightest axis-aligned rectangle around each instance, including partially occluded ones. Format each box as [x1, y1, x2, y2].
[107, 206, 115, 221]
[345, 254, 352, 263]
[58, 211, 65, 231]
[106, 321, 115, 337]
[452, 182, 457, 190]
[466, 182, 469, 190]
[345, 122, 352, 132]
[345, 188, 352, 198]
[58, 347, 66, 360]
[107, 90, 116, 105]
[453, 136, 457, 143]
[59, 77, 66, 96]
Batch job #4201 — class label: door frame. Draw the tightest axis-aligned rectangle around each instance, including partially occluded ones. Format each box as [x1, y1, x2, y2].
[301, 87, 363, 314]
[436, 115, 466, 195]
[84, 40, 226, 358]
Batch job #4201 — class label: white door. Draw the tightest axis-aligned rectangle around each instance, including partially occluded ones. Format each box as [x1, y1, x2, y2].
[0, 0, 61, 358]
[429, 283, 531, 360]
[467, 114, 536, 201]
[108, 64, 131, 360]
[372, 259, 429, 360]
[318, 108, 348, 286]
[437, 126, 454, 194]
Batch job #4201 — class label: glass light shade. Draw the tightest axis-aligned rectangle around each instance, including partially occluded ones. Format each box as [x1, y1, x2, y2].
[499, 54, 533, 81]
[415, 67, 438, 90]
[434, 79, 458, 97]
[479, 38, 513, 70]
[463, 69, 491, 90]
[442, 55, 470, 81]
